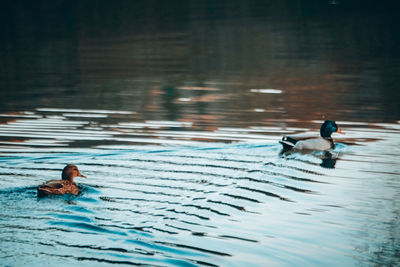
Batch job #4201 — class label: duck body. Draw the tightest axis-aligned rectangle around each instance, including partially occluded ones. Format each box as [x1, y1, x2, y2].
[280, 120, 341, 151]
[37, 164, 86, 197]
[280, 135, 334, 151]
[37, 180, 79, 196]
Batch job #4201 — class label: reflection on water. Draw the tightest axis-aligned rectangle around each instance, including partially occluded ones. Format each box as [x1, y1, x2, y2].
[319, 152, 337, 169]
[0, 1, 400, 266]
[280, 150, 338, 169]
[1, 1, 400, 124]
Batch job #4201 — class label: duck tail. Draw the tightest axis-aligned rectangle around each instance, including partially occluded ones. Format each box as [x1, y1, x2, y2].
[37, 187, 51, 197]
[37, 185, 62, 197]
[279, 136, 298, 150]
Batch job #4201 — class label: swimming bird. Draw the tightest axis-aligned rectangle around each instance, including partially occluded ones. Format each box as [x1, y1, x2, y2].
[37, 164, 86, 197]
[279, 120, 342, 151]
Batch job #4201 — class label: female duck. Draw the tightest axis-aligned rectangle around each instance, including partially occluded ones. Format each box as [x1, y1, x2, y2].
[37, 164, 86, 197]
[280, 120, 342, 151]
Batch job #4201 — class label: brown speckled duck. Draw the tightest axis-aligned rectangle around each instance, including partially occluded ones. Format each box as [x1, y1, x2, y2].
[37, 164, 86, 197]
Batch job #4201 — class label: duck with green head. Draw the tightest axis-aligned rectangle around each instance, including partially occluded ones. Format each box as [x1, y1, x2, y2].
[37, 164, 86, 197]
[280, 120, 343, 151]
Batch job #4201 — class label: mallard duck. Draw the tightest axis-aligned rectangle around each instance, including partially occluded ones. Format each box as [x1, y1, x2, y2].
[37, 164, 86, 197]
[280, 120, 342, 151]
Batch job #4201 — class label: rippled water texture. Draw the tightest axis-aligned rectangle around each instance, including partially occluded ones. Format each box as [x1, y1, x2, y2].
[1, 1, 400, 266]
[0, 110, 399, 266]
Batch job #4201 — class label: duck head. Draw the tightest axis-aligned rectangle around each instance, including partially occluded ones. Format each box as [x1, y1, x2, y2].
[62, 164, 86, 182]
[320, 120, 342, 138]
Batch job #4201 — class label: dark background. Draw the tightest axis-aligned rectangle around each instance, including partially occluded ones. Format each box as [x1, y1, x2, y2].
[1, 0, 399, 125]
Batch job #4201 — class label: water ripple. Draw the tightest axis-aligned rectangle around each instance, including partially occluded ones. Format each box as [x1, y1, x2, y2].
[0, 110, 399, 266]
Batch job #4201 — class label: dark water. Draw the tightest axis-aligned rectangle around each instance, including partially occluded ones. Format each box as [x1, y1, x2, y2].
[1, 1, 399, 266]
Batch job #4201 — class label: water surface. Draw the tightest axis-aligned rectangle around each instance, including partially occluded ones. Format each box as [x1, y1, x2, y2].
[0, 1, 399, 266]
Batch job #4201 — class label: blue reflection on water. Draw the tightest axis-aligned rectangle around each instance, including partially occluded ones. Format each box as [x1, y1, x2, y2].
[0, 119, 399, 266]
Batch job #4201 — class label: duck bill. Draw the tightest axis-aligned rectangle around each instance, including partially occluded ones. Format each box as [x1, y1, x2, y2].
[337, 128, 344, 134]
[78, 173, 87, 178]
